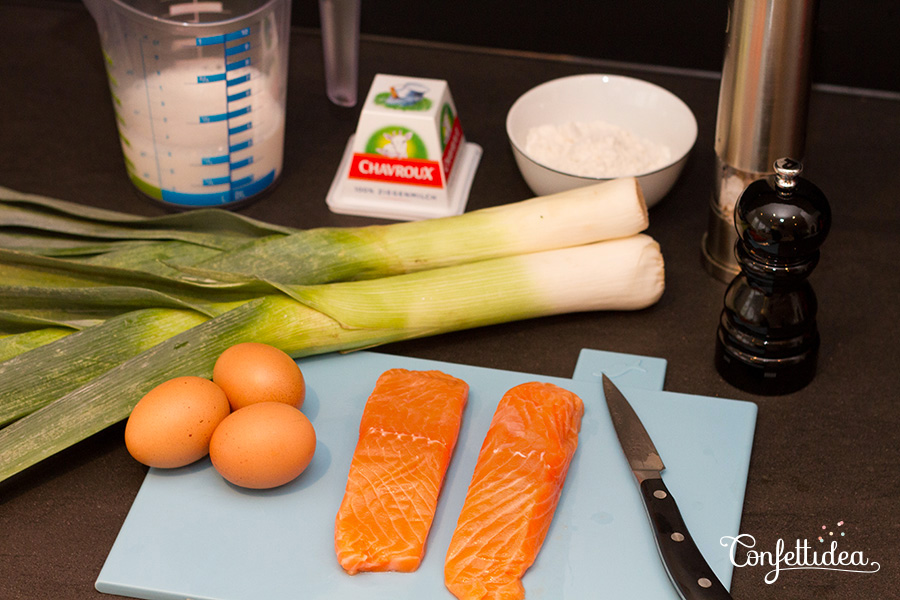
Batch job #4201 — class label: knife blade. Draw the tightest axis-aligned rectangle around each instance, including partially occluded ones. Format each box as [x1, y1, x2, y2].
[601, 374, 733, 600]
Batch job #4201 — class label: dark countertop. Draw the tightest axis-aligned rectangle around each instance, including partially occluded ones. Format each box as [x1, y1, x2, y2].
[1, 3, 898, 599]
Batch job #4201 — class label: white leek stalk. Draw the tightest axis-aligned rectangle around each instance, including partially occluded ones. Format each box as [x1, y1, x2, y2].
[284, 234, 664, 331]
[185, 177, 650, 283]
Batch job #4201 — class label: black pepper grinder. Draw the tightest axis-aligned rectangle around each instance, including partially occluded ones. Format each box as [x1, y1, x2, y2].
[715, 158, 831, 395]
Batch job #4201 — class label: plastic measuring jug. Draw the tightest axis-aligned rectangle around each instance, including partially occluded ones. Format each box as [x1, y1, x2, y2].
[84, 0, 291, 208]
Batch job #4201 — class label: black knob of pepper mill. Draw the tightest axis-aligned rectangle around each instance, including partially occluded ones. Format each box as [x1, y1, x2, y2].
[714, 158, 831, 395]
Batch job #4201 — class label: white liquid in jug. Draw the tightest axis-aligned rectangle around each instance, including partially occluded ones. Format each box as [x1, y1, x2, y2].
[115, 61, 285, 206]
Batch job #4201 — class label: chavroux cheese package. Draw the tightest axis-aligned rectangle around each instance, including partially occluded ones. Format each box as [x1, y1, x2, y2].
[327, 74, 481, 221]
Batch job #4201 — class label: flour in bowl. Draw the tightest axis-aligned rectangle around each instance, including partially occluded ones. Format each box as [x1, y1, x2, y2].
[524, 120, 671, 177]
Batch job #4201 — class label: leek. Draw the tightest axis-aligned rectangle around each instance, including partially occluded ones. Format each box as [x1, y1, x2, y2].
[0, 308, 211, 426]
[0, 328, 72, 362]
[0, 238, 664, 482]
[281, 234, 665, 330]
[2, 178, 648, 285]
[0, 178, 662, 482]
[0, 177, 649, 361]
[0, 184, 293, 239]
[192, 177, 650, 283]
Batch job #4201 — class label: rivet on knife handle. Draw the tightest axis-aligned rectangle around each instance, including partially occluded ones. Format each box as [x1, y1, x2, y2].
[640, 477, 733, 599]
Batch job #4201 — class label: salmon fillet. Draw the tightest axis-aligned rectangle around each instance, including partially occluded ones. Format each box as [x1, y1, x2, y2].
[335, 368, 469, 574]
[444, 382, 584, 600]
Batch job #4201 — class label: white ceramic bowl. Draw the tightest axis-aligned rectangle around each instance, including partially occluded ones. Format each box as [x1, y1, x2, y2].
[506, 74, 698, 207]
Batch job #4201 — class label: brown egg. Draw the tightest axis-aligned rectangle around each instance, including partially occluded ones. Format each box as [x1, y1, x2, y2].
[124, 376, 231, 469]
[212, 342, 305, 411]
[209, 402, 316, 489]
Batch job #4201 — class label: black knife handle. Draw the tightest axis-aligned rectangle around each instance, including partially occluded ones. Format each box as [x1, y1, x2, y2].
[639, 477, 733, 600]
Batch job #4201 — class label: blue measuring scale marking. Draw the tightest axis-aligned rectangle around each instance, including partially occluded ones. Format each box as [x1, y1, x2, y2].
[162, 26, 275, 206]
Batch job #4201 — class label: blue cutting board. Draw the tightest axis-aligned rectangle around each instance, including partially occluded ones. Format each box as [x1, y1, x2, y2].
[96, 349, 756, 600]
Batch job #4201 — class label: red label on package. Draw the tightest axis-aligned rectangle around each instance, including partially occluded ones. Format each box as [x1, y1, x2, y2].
[441, 116, 464, 181]
[348, 155, 444, 188]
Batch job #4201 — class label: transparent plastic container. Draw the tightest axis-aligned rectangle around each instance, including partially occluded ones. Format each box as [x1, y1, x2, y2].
[318, 0, 360, 107]
[85, 0, 291, 208]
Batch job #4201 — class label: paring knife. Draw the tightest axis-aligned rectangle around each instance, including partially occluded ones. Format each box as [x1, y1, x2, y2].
[601, 375, 734, 600]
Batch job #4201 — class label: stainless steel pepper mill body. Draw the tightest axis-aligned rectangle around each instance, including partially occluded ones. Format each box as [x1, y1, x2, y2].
[701, 0, 817, 282]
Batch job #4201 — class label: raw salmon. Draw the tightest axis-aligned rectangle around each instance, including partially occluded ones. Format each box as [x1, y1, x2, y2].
[334, 368, 469, 574]
[444, 381, 584, 600]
